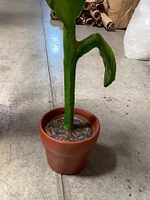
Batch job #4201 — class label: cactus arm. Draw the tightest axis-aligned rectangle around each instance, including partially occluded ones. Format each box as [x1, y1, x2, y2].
[76, 33, 116, 87]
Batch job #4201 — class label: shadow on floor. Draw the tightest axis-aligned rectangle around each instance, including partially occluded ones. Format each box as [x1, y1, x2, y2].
[0, 104, 49, 137]
[77, 143, 117, 177]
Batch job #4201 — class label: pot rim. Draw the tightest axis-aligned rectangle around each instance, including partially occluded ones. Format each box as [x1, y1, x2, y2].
[39, 107, 100, 145]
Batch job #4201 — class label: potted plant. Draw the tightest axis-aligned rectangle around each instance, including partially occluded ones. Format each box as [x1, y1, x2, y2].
[39, 0, 116, 175]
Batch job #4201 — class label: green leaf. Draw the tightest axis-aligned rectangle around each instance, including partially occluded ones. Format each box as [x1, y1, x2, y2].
[76, 33, 116, 87]
[46, 0, 85, 28]
[98, 37, 116, 87]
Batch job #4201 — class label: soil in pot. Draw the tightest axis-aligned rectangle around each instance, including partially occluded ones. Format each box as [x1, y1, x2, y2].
[45, 116, 93, 142]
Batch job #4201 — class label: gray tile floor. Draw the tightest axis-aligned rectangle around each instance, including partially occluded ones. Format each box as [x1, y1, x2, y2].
[0, 0, 150, 199]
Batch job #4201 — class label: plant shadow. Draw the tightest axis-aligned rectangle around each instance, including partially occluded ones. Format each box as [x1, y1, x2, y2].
[77, 143, 117, 177]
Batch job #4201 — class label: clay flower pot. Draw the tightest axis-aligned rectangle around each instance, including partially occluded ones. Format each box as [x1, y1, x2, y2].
[39, 107, 100, 175]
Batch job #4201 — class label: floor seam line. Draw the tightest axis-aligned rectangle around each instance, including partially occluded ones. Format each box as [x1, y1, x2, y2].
[39, 1, 65, 200]
[39, 0, 55, 109]
[61, 175, 66, 200]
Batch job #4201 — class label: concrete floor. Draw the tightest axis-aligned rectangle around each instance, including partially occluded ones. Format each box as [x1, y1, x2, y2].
[0, 0, 150, 199]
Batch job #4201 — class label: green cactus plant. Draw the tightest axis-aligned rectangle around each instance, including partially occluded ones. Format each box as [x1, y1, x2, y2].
[46, 0, 116, 130]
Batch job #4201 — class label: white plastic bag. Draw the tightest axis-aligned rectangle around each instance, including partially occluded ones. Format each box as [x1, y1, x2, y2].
[124, 0, 150, 62]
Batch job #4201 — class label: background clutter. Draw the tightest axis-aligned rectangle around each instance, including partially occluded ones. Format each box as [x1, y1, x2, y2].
[124, 0, 150, 63]
[108, 0, 140, 29]
[50, 0, 115, 31]
[50, 0, 140, 31]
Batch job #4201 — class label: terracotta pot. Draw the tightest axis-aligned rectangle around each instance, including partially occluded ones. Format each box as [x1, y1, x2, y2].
[39, 107, 100, 175]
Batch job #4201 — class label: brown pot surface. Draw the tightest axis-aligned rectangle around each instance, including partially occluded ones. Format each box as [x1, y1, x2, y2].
[39, 107, 100, 174]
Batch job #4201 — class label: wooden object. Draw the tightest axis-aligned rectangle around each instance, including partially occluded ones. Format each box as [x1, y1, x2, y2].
[50, 10, 58, 20]
[86, 18, 95, 26]
[86, 0, 104, 3]
[76, 17, 86, 25]
[90, 9, 101, 20]
[95, 18, 103, 27]
[97, 4, 115, 30]
[101, 12, 115, 30]
[108, 0, 140, 29]
[50, 1, 115, 30]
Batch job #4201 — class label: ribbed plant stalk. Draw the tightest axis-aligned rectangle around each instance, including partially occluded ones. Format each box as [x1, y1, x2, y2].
[63, 25, 77, 130]
[63, 25, 116, 130]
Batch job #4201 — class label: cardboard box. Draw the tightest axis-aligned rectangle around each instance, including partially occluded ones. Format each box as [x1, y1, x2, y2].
[108, 0, 140, 29]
